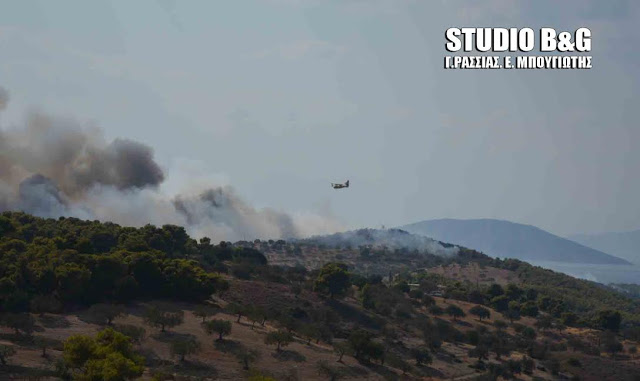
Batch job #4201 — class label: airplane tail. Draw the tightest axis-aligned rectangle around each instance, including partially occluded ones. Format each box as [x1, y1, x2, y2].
[346, 180, 349, 187]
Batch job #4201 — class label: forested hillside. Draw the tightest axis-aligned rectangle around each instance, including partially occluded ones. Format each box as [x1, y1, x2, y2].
[0, 211, 233, 310]
[0, 212, 638, 380]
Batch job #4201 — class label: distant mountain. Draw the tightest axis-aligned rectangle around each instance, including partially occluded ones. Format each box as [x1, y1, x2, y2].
[400, 218, 630, 265]
[569, 230, 640, 264]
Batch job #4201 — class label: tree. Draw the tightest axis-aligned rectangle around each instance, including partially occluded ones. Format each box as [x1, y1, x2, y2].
[494, 320, 508, 331]
[346, 329, 384, 361]
[235, 348, 260, 370]
[468, 344, 489, 360]
[193, 305, 218, 322]
[467, 289, 485, 304]
[522, 356, 535, 374]
[445, 305, 465, 321]
[505, 284, 523, 300]
[421, 295, 436, 307]
[317, 360, 343, 381]
[63, 328, 144, 380]
[333, 341, 350, 362]
[203, 319, 232, 341]
[0, 345, 16, 366]
[170, 338, 201, 362]
[30, 295, 62, 316]
[34, 336, 51, 357]
[428, 305, 443, 316]
[247, 306, 264, 329]
[534, 315, 553, 331]
[143, 305, 184, 332]
[491, 334, 511, 360]
[88, 303, 127, 325]
[561, 312, 578, 327]
[366, 341, 385, 364]
[521, 327, 537, 340]
[313, 263, 351, 299]
[277, 314, 299, 333]
[264, 330, 294, 352]
[520, 301, 539, 317]
[114, 325, 146, 344]
[2, 313, 35, 336]
[386, 353, 411, 374]
[490, 295, 510, 312]
[601, 331, 623, 359]
[63, 335, 97, 369]
[300, 324, 320, 345]
[596, 310, 622, 332]
[469, 305, 491, 321]
[628, 345, 637, 359]
[503, 305, 521, 324]
[411, 346, 432, 366]
[487, 283, 504, 298]
[227, 303, 247, 323]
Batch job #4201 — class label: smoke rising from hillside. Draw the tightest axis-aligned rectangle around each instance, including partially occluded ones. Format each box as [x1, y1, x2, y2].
[300, 228, 459, 256]
[0, 86, 341, 241]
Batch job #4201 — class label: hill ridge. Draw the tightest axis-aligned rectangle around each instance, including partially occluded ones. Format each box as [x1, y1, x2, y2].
[400, 218, 630, 265]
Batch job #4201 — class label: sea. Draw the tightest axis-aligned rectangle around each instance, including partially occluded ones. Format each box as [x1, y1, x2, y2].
[527, 260, 640, 285]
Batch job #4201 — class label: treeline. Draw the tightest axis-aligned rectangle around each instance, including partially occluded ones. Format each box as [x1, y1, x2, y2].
[495, 258, 640, 327]
[0, 212, 268, 312]
[392, 271, 640, 339]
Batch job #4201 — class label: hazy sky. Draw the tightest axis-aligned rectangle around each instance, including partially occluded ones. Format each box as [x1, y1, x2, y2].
[0, 0, 638, 236]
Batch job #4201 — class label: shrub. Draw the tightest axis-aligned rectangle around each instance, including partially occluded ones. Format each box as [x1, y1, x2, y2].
[203, 319, 232, 341]
[264, 330, 294, 351]
[170, 337, 201, 362]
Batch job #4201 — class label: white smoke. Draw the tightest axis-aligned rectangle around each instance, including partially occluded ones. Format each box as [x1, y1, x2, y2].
[0, 86, 344, 241]
[300, 228, 459, 256]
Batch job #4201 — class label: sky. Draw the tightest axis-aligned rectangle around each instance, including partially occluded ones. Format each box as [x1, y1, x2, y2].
[0, 0, 638, 237]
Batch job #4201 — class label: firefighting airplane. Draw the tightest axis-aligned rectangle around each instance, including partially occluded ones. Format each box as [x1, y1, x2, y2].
[331, 180, 349, 189]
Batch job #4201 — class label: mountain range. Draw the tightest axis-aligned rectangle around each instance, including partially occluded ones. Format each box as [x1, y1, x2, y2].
[400, 218, 630, 265]
[569, 230, 640, 265]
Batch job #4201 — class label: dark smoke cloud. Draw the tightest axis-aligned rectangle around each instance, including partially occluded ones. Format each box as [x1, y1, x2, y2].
[0, 86, 342, 241]
[1, 111, 164, 197]
[70, 138, 165, 192]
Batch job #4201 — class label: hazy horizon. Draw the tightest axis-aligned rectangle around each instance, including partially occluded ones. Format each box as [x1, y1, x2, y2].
[1, 1, 639, 238]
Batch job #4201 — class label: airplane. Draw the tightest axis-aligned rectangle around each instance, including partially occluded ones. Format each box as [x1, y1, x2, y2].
[331, 180, 349, 189]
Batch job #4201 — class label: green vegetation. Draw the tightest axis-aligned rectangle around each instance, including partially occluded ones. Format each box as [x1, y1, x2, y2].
[170, 337, 201, 362]
[0, 212, 229, 312]
[445, 305, 465, 320]
[0, 345, 16, 366]
[87, 303, 126, 325]
[143, 304, 184, 332]
[203, 319, 232, 341]
[313, 263, 351, 298]
[61, 328, 144, 380]
[264, 330, 294, 352]
[1, 212, 639, 379]
[193, 304, 218, 322]
[469, 305, 491, 321]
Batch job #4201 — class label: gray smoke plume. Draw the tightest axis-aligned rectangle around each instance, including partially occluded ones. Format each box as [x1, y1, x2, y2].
[0, 87, 8, 111]
[0, 86, 342, 241]
[1, 111, 164, 197]
[174, 187, 299, 240]
[18, 174, 69, 217]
